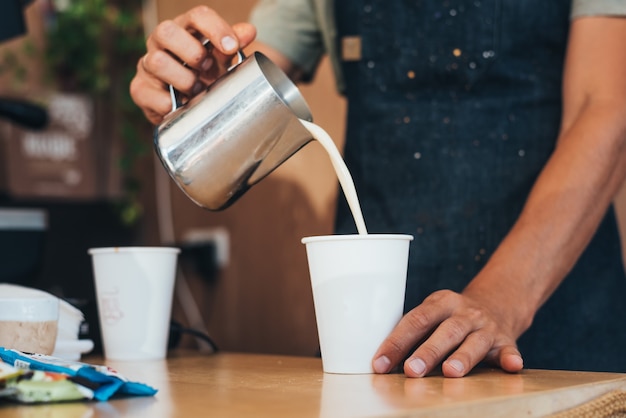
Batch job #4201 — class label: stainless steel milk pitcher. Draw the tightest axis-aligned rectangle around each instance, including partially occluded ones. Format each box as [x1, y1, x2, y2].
[154, 50, 313, 210]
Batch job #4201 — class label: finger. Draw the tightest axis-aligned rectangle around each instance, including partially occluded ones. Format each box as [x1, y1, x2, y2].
[130, 84, 170, 125]
[129, 67, 173, 125]
[205, 22, 257, 71]
[232, 22, 257, 49]
[142, 49, 203, 96]
[403, 315, 476, 378]
[175, 6, 243, 55]
[373, 293, 454, 374]
[482, 342, 524, 375]
[497, 345, 524, 373]
[148, 20, 214, 72]
[441, 330, 495, 378]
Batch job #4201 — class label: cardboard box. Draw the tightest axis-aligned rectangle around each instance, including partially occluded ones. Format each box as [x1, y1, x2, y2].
[2, 92, 121, 200]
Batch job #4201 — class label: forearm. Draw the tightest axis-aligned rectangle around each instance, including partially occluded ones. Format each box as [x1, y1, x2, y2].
[463, 16, 626, 337]
[465, 103, 626, 334]
[374, 15, 626, 379]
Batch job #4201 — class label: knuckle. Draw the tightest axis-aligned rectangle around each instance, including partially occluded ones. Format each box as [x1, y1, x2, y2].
[177, 73, 198, 92]
[423, 291, 442, 304]
[135, 57, 144, 73]
[463, 306, 485, 324]
[139, 54, 151, 72]
[144, 50, 160, 68]
[191, 5, 213, 15]
[385, 336, 408, 358]
[129, 77, 143, 101]
[128, 78, 172, 121]
[153, 99, 173, 117]
[441, 318, 469, 342]
[417, 343, 444, 362]
[154, 20, 178, 41]
[455, 333, 493, 366]
[405, 309, 432, 331]
[187, 46, 207, 67]
[147, 50, 169, 70]
[189, 5, 215, 24]
[148, 95, 173, 120]
[425, 289, 456, 305]
[473, 330, 493, 349]
[148, 114, 163, 125]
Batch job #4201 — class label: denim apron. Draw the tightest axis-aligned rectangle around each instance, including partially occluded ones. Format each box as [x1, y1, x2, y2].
[333, 0, 626, 372]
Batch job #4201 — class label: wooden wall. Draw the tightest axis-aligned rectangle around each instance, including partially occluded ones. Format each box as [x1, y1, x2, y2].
[150, 0, 347, 356]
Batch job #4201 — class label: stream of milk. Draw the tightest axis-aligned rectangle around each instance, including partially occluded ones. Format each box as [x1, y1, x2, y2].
[299, 119, 368, 235]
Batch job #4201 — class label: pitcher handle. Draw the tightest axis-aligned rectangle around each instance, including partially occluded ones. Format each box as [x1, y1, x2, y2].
[168, 38, 246, 112]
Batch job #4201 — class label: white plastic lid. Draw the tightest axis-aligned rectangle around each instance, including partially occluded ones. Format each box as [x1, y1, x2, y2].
[0, 284, 59, 321]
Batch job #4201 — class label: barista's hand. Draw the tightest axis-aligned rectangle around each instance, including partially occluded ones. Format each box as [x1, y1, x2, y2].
[130, 6, 256, 124]
[372, 288, 525, 378]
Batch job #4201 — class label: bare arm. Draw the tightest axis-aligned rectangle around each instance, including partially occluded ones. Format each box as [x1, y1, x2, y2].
[129, 6, 303, 125]
[373, 16, 626, 378]
[466, 15, 626, 328]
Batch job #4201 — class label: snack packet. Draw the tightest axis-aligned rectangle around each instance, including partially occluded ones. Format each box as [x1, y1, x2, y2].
[0, 347, 157, 403]
[0, 360, 21, 399]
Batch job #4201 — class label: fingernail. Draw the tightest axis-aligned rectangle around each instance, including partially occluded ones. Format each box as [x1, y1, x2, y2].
[200, 57, 213, 71]
[221, 36, 238, 52]
[407, 358, 426, 376]
[447, 359, 464, 373]
[373, 356, 391, 373]
[191, 81, 204, 95]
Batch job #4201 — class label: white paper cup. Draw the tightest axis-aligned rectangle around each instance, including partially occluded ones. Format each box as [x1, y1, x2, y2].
[301, 234, 413, 374]
[88, 247, 180, 361]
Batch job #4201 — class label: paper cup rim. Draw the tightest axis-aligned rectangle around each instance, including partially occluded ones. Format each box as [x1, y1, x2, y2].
[301, 234, 414, 244]
[88, 246, 181, 255]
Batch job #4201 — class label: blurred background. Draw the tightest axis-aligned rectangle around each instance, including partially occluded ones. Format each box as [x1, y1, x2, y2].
[0, 0, 624, 358]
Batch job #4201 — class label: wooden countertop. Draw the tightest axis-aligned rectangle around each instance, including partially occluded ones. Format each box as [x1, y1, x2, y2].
[1, 352, 626, 417]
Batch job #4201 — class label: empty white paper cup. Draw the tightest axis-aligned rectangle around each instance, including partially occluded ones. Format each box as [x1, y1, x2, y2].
[301, 234, 413, 374]
[89, 247, 180, 361]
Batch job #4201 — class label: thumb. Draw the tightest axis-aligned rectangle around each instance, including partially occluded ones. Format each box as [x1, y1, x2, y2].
[498, 345, 524, 373]
[232, 23, 257, 50]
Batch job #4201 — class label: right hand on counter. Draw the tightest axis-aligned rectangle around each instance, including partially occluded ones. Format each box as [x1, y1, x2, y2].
[130, 6, 257, 125]
[373, 287, 526, 378]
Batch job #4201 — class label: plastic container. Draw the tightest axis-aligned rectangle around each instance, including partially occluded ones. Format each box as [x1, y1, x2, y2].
[0, 284, 59, 354]
[52, 299, 94, 361]
[56, 299, 84, 341]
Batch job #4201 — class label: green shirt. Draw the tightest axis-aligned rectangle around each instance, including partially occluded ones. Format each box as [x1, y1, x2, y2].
[250, 0, 626, 93]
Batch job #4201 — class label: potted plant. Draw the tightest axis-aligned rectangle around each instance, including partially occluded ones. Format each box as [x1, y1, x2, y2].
[0, 0, 150, 226]
[44, 0, 150, 225]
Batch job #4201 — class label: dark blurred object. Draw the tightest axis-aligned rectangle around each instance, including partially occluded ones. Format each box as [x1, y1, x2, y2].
[0, 0, 48, 130]
[0, 0, 36, 43]
[179, 241, 219, 284]
[0, 208, 47, 286]
[0, 97, 48, 130]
